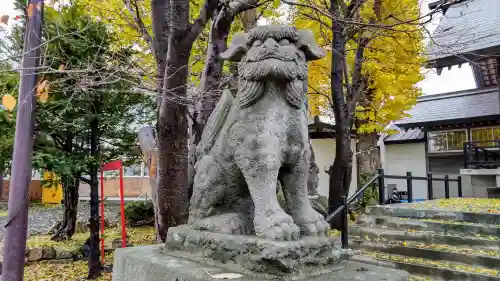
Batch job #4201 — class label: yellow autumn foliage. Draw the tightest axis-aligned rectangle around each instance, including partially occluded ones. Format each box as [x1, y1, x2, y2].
[294, 0, 425, 133]
[82, 0, 283, 86]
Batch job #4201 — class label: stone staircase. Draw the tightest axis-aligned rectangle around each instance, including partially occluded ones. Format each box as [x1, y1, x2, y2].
[348, 204, 500, 281]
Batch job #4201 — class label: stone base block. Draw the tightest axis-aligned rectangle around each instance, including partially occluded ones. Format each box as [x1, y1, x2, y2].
[165, 225, 344, 275]
[112, 245, 409, 281]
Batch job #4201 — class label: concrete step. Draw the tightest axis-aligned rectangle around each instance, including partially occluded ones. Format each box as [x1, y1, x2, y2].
[350, 240, 500, 270]
[349, 226, 500, 251]
[367, 205, 500, 225]
[350, 252, 500, 281]
[357, 215, 500, 237]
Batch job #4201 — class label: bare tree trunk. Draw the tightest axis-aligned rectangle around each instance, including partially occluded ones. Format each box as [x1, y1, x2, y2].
[356, 86, 380, 177]
[356, 132, 379, 175]
[328, 0, 352, 230]
[155, 0, 217, 241]
[195, 11, 232, 140]
[156, 39, 191, 241]
[151, 0, 170, 101]
[51, 177, 80, 241]
[188, 7, 235, 199]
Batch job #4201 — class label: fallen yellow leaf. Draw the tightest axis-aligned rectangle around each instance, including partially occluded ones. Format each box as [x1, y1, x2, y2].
[2, 94, 16, 111]
[39, 92, 49, 103]
[0, 14, 9, 25]
[36, 81, 46, 95]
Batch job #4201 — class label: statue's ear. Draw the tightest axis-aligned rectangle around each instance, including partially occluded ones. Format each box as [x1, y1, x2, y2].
[296, 29, 325, 61]
[220, 32, 249, 62]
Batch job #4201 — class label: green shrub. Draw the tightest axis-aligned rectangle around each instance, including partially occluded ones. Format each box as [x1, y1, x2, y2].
[124, 201, 154, 226]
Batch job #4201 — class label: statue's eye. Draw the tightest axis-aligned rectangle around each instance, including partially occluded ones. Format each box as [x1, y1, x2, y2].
[252, 40, 262, 47]
[279, 39, 290, 45]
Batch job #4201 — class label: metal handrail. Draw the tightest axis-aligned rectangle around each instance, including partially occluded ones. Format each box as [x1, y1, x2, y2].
[324, 168, 462, 249]
[325, 173, 380, 223]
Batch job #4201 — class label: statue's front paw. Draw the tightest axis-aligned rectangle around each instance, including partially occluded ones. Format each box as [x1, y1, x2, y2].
[254, 210, 300, 241]
[294, 210, 329, 237]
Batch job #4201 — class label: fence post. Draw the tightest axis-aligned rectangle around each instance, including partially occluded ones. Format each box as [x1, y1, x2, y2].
[457, 176, 463, 198]
[406, 172, 413, 203]
[378, 169, 385, 205]
[444, 175, 450, 199]
[463, 143, 468, 168]
[341, 195, 348, 249]
[427, 173, 433, 200]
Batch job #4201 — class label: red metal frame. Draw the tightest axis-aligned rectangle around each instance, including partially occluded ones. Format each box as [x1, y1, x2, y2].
[100, 160, 127, 264]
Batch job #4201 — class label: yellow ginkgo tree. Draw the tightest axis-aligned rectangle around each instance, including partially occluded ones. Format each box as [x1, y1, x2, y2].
[291, 0, 426, 226]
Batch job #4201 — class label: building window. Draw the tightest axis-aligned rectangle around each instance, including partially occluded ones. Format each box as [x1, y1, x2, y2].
[124, 165, 141, 177]
[470, 126, 500, 146]
[428, 130, 467, 152]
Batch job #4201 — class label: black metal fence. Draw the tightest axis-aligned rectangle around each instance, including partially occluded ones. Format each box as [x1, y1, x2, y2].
[464, 140, 500, 169]
[326, 168, 462, 249]
[379, 169, 462, 202]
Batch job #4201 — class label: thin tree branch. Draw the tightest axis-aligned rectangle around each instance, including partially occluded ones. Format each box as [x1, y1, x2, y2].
[123, 0, 156, 58]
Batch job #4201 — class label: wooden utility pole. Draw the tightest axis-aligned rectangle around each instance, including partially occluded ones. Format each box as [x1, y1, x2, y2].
[1, 0, 44, 280]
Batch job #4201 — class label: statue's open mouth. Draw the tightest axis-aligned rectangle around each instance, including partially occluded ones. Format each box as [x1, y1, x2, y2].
[260, 54, 282, 60]
[248, 54, 293, 62]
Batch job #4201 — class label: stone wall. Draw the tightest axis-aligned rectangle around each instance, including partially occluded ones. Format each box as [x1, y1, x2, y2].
[0, 177, 151, 202]
[79, 177, 151, 199]
[1, 180, 43, 201]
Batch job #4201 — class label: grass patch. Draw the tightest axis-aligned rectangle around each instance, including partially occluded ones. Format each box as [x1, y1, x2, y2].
[25, 260, 113, 281]
[407, 198, 500, 214]
[0, 210, 8, 216]
[27, 226, 156, 251]
[363, 251, 500, 277]
[24, 226, 156, 280]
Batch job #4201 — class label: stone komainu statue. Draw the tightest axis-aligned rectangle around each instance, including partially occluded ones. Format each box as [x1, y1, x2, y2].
[189, 25, 329, 240]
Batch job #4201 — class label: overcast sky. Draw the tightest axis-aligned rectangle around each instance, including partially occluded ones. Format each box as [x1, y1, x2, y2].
[0, 0, 477, 95]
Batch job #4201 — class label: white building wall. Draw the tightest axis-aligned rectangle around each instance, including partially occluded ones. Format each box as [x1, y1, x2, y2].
[310, 138, 358, 199]
[381, 142, 428, 200]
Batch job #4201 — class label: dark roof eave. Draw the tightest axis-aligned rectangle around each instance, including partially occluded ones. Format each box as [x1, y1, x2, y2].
[384, 138, 426, 145]
[396, 114, 500, 129]
[426, 46, 500, 69]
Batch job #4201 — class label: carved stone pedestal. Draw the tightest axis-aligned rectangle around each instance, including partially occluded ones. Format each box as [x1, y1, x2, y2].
[112, 226, 410, 281]
[112, 245, 409, 281]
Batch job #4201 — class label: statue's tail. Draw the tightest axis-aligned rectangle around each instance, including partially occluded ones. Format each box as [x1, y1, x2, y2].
[196, 89, 234, 160]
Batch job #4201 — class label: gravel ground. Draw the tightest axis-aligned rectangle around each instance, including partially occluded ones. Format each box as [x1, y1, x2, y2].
[0, 202, 122, 241]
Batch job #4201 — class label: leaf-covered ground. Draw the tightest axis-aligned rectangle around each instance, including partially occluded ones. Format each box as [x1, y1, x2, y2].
[404, 198, 500, 214]
[24, 226, 156, 281]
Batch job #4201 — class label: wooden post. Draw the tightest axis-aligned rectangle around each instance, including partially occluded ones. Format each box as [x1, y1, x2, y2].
[2, 1, 44, 280]
[406, 172, 413, 203]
